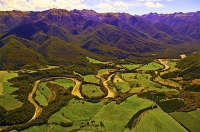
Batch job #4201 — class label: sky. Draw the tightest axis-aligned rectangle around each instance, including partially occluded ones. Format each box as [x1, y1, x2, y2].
[0, 0, 199, 15]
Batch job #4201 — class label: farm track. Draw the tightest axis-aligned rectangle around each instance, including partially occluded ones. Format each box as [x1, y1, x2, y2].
[28, 80, 43, 122]
[157, 59, 170, 71]
[69, 78, 83, 99]
[96, 73, 117, 98]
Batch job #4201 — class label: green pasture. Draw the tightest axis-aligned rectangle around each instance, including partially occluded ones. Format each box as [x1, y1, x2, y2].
[155, 76, 181, 88]
[42, 65, 58, 70]
[128, 87, 144, 93]
[74, 72, 100, 84]
[92, 95, 154, 131]
[48, 98, 105, 131]
[121, 73, 137, 82]
[0, 71, 23, 110]
[129, 108, 187, 132]
[97, 69, 114, 75]
[189, 108, 200, 122]
[0, 71, 7, 95]
[122, 64, 142, 70]
[35, 90, 48, 106]
[49, 98, 104, 122]
[21, 124, 76, 132]
[22, 122, 105, 132]
[114, 82, 131, 93]
[161, 61, 178, 75]
[122, 73, 178, 93]
[82, 75, 100, 84]
[122, 73, 153, 88]
[86, 56, 104, 64]
[113, 74, 124, 82]
[53, 79, 75, 89]
[47, 96, 154, 131]
[81, 84, 104, 97]
[137, 62, 163, 71]
[170, 112, 200, 132]
[38, 82, 51, 99]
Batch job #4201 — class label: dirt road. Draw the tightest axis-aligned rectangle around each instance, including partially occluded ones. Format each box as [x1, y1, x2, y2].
[28, 80, 42, 122]
[69, 78, 83, 99]
[96, 73, 117, 98]
[158, 59, 170, 71]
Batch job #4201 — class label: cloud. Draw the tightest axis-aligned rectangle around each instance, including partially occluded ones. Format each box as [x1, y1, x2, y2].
[139, 0, 161, 1]
[0, 0, 87, 11]
[113, 1, 128, 8]
[144, 1, 165, 8]
[96, 3, 113, 10]
[95, 0, 132, 12]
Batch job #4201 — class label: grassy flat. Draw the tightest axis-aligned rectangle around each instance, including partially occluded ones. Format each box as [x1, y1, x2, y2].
[113, 74, 125, 82]
[74, 72, 100, 84]
[92, 95, 154, 131]
[0, 71, 7, 95]
[161, 61, 178, 75]
[35, 90, 48, 106]
[0, 71, 23, 110]
[137, 62, 163, 71]
[82, 84, 104, 97]
[86, 56, 104, 63]
[38, 82, 52, 99]
[170, 112, 200, 132]
[155, 76, 181, 88]
[188, 108, 200, 122]
[130, 108, 187, 132]
[49, 98, 104, 122]
[122, 73, 178, 93]
[82, 75, 100, 84]
[115, 82, 130, 93]
[53, 79, 75, 89]
[121, 73, 137, 82]
[122, 64, 142, 70]
[97, 69, 113, 75]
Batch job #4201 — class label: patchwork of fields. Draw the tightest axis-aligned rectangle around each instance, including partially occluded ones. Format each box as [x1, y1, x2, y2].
[0, 57, 198, 131]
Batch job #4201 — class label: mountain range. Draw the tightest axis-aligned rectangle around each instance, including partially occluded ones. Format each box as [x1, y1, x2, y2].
[0, 9, 200, 70]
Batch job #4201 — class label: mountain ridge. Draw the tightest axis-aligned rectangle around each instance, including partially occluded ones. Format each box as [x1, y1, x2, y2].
[0, 9, 200, 69]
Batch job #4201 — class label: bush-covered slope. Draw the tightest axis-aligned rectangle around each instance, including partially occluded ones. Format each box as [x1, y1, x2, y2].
[0, 38, 46, 69]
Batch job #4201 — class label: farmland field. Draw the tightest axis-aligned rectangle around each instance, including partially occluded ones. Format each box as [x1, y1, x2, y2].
[1, 58, 198, 132]
[161, 61, 178, 75]
[155, 76, 181, 88]
[35, 90, 48, 106]
[0, 71, 7, 95]
[130, 108, 187, 132]
[0, 71, 23, 110]
[74, 72, 100, 84]
[38, 82, 51, 99]
[81, 84, 104, 97]
[53, 79, 75, 89]
[137, 62, 163, 71]
[170, 112, 200, 132]
[97, 69, 114, 75]
[122, 64, 142, 70]
[81, 74, 100, 84]
[86, 56, 105, 64]
[114, 82, 131, 93]
[189, 108, 200, 122]
[92, 95, 154, 131]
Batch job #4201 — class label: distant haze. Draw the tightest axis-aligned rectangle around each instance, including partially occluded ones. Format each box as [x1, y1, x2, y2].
[0, 0, 199, 15]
